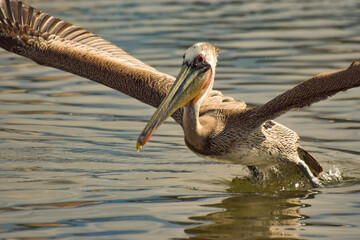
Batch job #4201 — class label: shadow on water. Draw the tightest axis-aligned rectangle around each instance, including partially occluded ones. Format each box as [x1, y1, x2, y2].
[228, 166, 315, 193]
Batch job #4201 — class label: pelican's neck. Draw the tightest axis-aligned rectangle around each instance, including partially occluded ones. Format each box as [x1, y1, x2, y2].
[183, 70, 215, 151]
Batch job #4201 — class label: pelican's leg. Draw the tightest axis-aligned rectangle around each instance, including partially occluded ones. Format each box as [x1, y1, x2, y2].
[247, 166, 263, 179]
[297, 159, 322, 188]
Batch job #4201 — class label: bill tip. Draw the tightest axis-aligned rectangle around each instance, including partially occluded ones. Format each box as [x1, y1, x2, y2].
[136, 142, 142, 152]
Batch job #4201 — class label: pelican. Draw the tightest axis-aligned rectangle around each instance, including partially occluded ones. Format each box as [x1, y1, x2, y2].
[1, 0, 360, 187]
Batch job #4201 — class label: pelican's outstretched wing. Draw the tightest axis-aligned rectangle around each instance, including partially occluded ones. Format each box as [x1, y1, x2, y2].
[233, 61, 360, 128]
[0, 0, 182, 120]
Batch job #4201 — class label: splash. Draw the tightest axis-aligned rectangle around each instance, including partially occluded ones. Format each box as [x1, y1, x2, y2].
[228, 165, 345, 193]
[319, 166, 343, 185]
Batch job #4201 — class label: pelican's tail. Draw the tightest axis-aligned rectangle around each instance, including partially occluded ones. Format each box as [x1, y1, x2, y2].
[297, 146, 323, 177]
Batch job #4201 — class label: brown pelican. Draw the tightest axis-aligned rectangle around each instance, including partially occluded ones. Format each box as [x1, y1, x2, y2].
[1, 0, 360, 187]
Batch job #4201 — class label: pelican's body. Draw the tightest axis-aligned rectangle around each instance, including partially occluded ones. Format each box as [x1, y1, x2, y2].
[136, 42, 324, 186]
[1, 0, 360, 187]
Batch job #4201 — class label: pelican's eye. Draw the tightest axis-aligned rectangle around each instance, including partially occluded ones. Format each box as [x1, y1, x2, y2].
[183, 53, 185, 60]
[196, 54, 205, 64]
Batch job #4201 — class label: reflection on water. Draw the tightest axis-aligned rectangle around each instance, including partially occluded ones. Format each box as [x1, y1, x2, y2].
[185, 192, 311, 240]
[1, 0, 360, 239]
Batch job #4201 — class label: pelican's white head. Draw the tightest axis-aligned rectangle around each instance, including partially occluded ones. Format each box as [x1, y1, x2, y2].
[136, 42, 219, 151]
[183, 42, 219, 74]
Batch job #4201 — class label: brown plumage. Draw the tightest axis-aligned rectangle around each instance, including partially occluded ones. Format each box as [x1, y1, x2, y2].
[1, 0, 360, 187]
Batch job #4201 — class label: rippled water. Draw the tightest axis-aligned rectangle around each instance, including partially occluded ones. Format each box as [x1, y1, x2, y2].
[1, 0, 360, 239]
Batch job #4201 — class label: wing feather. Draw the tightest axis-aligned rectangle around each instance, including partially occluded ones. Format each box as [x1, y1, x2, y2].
[232, 62, 360, 128]
[0, 0, 184, 122]
[0, 0, 241, 126]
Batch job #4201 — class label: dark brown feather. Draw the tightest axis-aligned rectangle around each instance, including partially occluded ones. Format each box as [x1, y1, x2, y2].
[297, 147, 323, 177]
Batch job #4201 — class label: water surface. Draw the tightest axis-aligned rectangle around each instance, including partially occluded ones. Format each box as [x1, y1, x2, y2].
[0, 0, 360, 239]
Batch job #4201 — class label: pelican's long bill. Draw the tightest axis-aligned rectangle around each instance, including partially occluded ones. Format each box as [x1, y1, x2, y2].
[136, 62, 211, 151]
